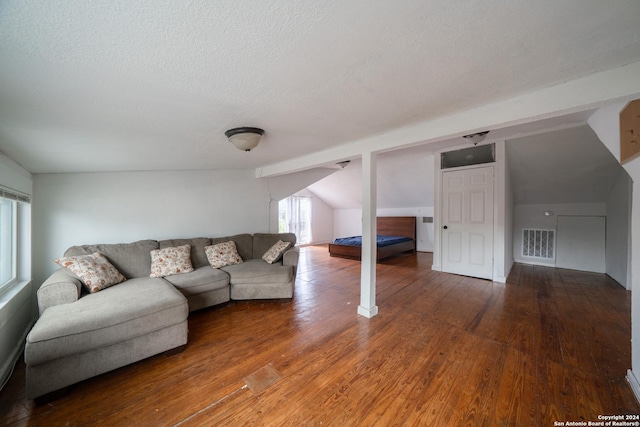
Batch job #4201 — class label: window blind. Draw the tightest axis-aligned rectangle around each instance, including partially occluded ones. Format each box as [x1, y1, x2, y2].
[0, 187, 30, 204]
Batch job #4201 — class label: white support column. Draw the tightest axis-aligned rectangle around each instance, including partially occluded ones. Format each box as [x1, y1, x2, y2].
[358, 151, 378, 318]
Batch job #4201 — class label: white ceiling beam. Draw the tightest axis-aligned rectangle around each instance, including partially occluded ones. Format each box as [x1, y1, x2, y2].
[255, 61, 640, 178]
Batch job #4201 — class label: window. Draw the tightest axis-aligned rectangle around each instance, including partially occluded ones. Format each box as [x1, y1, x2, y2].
[441, 143, 495, 169]
[279, 196, 312, 245]
[0, 197, 16, 288]
[0, 187, 29, 293]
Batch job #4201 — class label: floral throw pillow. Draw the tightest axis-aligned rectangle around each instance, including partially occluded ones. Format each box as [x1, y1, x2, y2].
[150, 244, 194, 278]
[205, 241, 243, 268]
[54, 252, 126, 293]
[262, 240, 292, 264]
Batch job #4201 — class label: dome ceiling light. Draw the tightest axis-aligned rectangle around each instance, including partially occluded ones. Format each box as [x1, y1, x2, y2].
[225, 127, 265, 152]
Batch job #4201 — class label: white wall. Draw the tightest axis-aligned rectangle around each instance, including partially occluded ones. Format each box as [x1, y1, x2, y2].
[493, 140, 514, 283]
[334, 208, 362, 239]
[588, 101, 626, 162]
[606, 169, 632, 288]
[32, 170, 271, 288]
[333, 207, 434, 252]
[513, 203, 607, 267]
[625, 158, 640, 401]
[586, 103, 640, 400]
[504, 154, 514, 279]
[0, 154, 33, 391]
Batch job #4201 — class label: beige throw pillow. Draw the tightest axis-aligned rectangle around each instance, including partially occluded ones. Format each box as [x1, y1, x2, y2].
[205, 241, 243, 268]
[262, 240, 292, 264]
[54, 252, 126, 293]
[150, 244, 194, 278]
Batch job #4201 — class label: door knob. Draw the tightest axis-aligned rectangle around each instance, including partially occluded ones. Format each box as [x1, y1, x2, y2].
[443, 225, 448, 230]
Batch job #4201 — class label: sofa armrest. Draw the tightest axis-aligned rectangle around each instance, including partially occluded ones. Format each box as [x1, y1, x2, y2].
[37, 269, 82, 316]
[282, 247, 299, 269]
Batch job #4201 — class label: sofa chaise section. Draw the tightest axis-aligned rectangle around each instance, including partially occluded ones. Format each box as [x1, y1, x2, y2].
[25, 277, 188, 400]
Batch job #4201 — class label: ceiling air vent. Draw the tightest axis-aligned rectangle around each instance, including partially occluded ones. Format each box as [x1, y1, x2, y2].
[522, 229, 555, 259]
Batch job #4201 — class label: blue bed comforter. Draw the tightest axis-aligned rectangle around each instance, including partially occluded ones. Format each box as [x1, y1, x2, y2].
[332, 235, 412, 247]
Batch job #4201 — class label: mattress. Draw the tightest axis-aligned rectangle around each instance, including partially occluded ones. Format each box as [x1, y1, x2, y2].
[332, 235, 412, 247]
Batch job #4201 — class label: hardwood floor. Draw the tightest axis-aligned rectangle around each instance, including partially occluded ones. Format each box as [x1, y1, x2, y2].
[1, 245, 639, 426]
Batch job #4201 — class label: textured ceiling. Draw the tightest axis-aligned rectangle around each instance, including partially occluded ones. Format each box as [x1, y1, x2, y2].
[1, 1, 640, 173]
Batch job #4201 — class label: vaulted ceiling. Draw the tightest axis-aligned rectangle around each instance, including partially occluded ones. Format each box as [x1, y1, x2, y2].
[1, 1, 640, 174]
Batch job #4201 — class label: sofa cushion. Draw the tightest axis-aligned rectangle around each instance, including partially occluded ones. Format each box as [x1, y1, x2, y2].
[262, 240, 292, 264]
[222, 259, 293, 285]
[162, 266, 229, 297]
[150, 244, 194, 278]
[65, 240, 159, 279]
[252, 233, 296, 260]
[211, 234, 253, 261]
[25, 278, 188, 366]
[54, 252, 126, 293]
[205, 241, 243, 268]
[159, 238, 211, 269]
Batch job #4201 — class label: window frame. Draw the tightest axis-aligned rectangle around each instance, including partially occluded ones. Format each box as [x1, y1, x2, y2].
[0, 197, 18, 294]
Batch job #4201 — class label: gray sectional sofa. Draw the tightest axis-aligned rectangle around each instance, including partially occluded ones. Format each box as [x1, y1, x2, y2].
[25, 233, 298, 400]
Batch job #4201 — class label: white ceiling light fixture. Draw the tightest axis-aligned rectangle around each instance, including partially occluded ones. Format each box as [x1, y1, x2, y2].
[336, 160, 350, 169]
[463, 130, 490, 145]
[225, 127, 265, 152]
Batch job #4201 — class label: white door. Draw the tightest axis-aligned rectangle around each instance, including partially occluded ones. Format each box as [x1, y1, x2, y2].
[556, 215, 606, 273]
[441, 166, 494, 280]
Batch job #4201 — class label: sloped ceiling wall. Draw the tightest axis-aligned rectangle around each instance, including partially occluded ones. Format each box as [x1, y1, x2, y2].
[506, 125, 625, 205]
[307, 145, 435, 209]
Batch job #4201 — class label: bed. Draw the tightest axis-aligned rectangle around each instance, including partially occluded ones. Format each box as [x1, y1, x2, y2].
[328, 216, 417, 261]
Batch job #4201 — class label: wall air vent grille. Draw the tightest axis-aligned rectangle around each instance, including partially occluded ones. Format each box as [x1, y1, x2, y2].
[522, 229, 555, 259]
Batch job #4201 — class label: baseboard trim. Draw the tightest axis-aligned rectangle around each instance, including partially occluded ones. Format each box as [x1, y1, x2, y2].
[357, 305, 378, 318]
[513, 258, 556, 268]
[0, 318, 33, 390]
[627, 369, 640, 405]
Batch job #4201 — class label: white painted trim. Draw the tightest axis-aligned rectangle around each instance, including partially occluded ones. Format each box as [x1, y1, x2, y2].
[493, 142, 505, 282]
[433, 154, 442, 272]
[359, 151, 378, 318]
[255, 61, 640, 178]
[357, 305, 379, 318]
[628, 369, 640, 405]
[302, 240, 333, 246]
[513, 257, 557, 268]
[626, 180, 633, 291]
[0, 317, 33, 391]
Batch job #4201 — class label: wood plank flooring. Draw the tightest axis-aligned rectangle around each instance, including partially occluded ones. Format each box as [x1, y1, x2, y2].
[1, 245, 639, 426]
